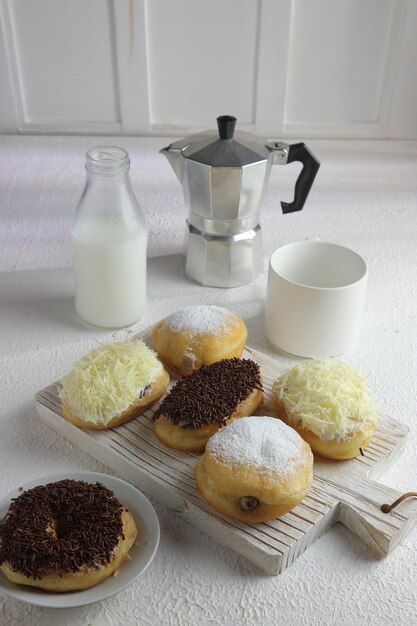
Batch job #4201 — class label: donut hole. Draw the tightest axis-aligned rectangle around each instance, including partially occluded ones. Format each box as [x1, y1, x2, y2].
[46, 515, 70, 540]
[239, 496, 260, 511]
[55, 515, 70, 539]
[180, 350, 200, 376]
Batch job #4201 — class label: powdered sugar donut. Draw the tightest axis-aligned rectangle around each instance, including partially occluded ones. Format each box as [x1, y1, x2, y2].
[151, 305, 247, 376]
[195, 416, 313, 523]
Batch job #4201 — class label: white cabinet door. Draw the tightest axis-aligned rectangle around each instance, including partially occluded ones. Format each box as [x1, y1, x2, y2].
[1, 0, 416, 137]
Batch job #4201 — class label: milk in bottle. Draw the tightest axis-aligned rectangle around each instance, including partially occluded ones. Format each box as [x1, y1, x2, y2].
[72, 146, 147, 328]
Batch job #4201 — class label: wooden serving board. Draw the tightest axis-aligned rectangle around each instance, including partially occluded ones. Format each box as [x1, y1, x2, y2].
[35, 347, 417, 575]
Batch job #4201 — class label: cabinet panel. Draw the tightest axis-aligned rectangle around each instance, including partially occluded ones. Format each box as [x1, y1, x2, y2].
[284, 0, 404, 136]
[146, 0, 260, 129]
[5, 0, 120, 127]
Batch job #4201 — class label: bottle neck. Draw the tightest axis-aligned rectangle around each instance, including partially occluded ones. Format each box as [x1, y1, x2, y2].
[85, 146, 130, 177]
[73, 144, 145, 238]
[85, 167, 130, 188]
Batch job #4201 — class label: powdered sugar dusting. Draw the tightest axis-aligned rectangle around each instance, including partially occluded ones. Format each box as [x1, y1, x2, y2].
[165, 305, 235, 335]
[207, 416, 306, 477]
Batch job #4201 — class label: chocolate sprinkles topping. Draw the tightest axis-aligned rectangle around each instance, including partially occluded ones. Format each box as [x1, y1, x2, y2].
[0, 480, 124, 579]
[155, 358, 262, 429]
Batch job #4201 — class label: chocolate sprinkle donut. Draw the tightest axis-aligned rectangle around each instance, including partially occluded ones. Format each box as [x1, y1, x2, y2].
[154, 357, 262, 429]
[0, 480, 125, 579]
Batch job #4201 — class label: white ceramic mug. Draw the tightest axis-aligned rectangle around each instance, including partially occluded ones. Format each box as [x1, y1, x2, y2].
[265, 240, 367, 357]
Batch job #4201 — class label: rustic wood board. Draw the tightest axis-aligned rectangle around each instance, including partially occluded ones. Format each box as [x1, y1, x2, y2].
[35, 347, 417, 575]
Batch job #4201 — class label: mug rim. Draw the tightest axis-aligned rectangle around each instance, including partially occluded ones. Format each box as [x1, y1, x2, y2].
[269, 240, 367, 291]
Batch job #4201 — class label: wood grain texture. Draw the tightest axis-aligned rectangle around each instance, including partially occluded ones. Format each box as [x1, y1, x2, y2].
[35, 347, 417, 575]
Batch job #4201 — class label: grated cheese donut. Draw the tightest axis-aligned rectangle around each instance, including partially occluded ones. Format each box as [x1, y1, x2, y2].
[154, 358, 263, 453]
[61, 340, 169, 430]
[195, 416, 313, 523]
[272, 358, 378, 460]
[151, 305, 247, 376]
[0, 480, 137, 592]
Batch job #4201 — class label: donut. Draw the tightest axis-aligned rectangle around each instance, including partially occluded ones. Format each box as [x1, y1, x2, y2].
[154, 358, 263, 453]
[195, 416, 313, 523]
[151, 305, 247, 376]
[0, 479, 137, 592]
[61, 340, 169, 429]
[272, 358, 378, 460]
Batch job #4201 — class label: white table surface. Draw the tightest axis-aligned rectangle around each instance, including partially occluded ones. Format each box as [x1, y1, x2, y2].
[1, 135, 417, 626]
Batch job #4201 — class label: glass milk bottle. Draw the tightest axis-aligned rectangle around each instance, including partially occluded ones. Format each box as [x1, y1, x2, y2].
[72, 146, 147, 328]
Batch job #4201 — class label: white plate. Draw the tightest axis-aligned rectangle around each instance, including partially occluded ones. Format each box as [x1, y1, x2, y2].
[0, 471, 160, 608]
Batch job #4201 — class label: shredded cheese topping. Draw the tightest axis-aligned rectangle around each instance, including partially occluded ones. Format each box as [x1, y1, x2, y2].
[61, 340, 164, 425]
[272, 358, 377, 441]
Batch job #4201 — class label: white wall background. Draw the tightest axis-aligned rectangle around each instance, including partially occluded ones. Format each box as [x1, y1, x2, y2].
[0, 0, 416, 138]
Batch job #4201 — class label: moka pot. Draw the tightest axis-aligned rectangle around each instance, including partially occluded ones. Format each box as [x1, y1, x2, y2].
[160, 115, 320, 288]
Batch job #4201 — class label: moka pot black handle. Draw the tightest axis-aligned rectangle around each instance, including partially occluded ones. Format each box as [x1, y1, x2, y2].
[267, 141, 320, 214]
